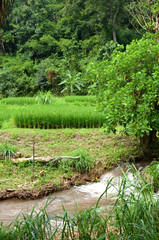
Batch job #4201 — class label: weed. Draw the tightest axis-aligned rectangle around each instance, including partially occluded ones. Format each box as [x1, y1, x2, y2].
[0, 142, 18, 159]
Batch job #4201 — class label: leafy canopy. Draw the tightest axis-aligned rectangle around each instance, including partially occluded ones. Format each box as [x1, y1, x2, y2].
[88, 33, 159, 138]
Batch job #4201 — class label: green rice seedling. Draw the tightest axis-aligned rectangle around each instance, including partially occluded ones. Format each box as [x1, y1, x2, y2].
[0, 105, 15, 128]
[64, 95, 96, 105]
[1, 97, 36, 105]
[14, 104, 105, 129]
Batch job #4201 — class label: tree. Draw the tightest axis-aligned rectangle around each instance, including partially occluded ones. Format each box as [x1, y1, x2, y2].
[84, 0, 133, 43]
[0, 0, 15, 25]
[127, 0, 159, 34]
[88, 33, 159, 151]
[1, 0, 61, 56]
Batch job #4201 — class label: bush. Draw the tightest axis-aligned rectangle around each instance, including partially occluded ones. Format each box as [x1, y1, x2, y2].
[71, 148, 94, 173]
[87, 33, 159, 150]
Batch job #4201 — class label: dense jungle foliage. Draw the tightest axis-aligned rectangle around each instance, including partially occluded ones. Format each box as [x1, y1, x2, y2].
[0, 0, 142, 97]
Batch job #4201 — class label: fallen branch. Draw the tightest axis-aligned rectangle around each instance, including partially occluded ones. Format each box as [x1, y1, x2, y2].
[11, 156, 80, 164]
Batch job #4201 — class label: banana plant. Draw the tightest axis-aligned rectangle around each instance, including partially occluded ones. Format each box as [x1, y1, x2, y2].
[59, 70, 84, 95]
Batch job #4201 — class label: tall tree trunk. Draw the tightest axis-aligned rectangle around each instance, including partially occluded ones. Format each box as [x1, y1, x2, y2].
[113, 30, 117, 42]
[110, 5, 120, 43]
[139, 130, 159, 150]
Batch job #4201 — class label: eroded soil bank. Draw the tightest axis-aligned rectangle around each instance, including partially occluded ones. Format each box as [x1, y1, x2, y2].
[0, 170, 102, 200]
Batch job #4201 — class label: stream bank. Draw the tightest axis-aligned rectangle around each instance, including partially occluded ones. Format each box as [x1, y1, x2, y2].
[0, 160, 152, 225]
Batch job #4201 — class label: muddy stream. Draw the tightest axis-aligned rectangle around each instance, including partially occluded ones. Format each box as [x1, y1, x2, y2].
[0, 162, 150, 225]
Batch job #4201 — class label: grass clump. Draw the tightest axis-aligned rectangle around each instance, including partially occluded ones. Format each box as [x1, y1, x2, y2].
[60, 148, 94, 173]
[0, 142, 18, 159]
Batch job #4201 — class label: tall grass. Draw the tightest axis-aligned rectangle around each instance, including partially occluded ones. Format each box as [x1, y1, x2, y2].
[0, 199, 60, 240]
[14, 104, 105, 129]
[1, 97, 36, 105]
[108, 166, 159, 239]
[1, 165, 158, 239]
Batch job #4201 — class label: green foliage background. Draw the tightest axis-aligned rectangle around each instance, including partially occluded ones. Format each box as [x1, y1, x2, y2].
[0, 0, 141, 96]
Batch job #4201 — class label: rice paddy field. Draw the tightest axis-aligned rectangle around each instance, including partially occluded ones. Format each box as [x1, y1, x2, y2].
[0, 96, 105, 129]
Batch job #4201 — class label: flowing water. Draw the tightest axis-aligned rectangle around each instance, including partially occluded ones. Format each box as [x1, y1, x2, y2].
[0, 161, 150, 225]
